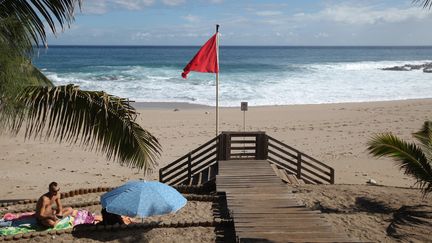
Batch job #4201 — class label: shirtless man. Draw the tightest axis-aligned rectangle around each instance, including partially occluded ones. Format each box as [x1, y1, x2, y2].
[35, 182, 73, 227]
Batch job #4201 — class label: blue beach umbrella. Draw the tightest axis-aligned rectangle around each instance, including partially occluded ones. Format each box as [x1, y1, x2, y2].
[100, 181, 187, 217]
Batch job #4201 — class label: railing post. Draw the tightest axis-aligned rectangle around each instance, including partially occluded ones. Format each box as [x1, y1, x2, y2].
[226, 133, 231, 160]
[297, 153, 302, 179]
[255, 133, 268, 160]
[262, 135, 268, 160]
[216, 135, 220, 161]
[330, 168, 335, 184]
[254, 134, 258, 159]
[218, 132, 231, 161]
[187, 153, 192, 184]
[218, 133, 225, 160]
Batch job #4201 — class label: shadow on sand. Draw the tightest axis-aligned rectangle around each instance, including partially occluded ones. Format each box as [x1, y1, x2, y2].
[312, 196, 432, 241]
[0, 199, 29, 204]
[386, 205, 432, 240]
[72, 225, 153, 243]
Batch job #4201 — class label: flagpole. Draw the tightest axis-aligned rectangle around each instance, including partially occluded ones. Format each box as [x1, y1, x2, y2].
[215, 24, 220, 137]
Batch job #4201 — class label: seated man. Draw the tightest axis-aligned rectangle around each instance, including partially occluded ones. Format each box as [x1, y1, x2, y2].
[35, 182, 73, 227]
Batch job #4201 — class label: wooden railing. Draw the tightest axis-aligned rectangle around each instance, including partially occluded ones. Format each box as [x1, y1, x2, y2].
[159, 131, 334, 185]
[218, 131, 268, 160]
[159, 136, 219, 185]
[267, 136, 334, 184]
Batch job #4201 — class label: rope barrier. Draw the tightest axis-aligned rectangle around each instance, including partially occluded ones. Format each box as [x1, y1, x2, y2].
[0, 218, 232, 241]
[1, 194, 219, 215]
[0, 184, 214, 208]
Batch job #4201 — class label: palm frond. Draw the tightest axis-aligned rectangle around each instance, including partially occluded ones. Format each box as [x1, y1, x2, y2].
[413, 0, 432, 9]
[5, 84, 161, 173]
[0, 17, 33, 56]
[412, 121, 432, 166]
[367, 133, 432, 195]
[413, 121, 432, 145]
[27, 64, 53, 87]
[0, 0, 81, 48]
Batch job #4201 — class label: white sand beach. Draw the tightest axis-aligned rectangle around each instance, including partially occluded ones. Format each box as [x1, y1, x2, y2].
[1, 98, 432, 242]
[1, 98, 429, 200]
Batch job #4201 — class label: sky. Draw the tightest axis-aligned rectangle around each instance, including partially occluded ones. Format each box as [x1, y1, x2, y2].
[46, 0, 432, 46]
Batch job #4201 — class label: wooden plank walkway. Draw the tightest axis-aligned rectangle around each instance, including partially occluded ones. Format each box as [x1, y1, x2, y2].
[216, 160, 360, 243]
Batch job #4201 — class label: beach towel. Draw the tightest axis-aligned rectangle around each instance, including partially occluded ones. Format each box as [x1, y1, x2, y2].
[73, 210, 96, 225]
[0, 210, 96, 236]
[2, 212, 34, 221]
[0, 215, 73, 236]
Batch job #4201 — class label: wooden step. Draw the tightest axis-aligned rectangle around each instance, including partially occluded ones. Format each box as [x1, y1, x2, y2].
[215, 160, 358, 242]
[279, 169, 294, 184]
[287, 173, 300, 185]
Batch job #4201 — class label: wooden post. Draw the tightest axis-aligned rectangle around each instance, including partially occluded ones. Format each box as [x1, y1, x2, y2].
[255, 133, 268, 160]
[218, 133, 226, 161]
[216, 135, 220, 161]
[262, 134, 268, 160]
[255, 134, 259, 159]
[330, 168, 335, 184]
[226, 133, 231, 160]
[187, 153, 192, 184]
[218, 132, 232, 161]
[297, 153, 302, 179]
[159, 169, 163, 183]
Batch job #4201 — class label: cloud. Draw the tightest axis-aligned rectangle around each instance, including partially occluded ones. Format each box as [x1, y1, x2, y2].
[315, 32, 329, 38]
[162, 0, 185, 6]
[295, 6, 431, 25]
[82, 0, 223, 14]
[182, 14, 200, 23]
[112, 0, 155, 10]
[255, 11, 282, 17]
[81, 0, 155, 13]
[132, 32, 152, 40]
[81, 1, 109, 14]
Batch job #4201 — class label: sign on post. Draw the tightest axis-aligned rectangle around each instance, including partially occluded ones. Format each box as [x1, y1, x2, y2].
[241, 102, 248, 111]
[241, 102, 248, 132]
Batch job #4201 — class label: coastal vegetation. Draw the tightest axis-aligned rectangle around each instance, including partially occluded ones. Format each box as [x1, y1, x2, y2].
[0, 0, 161, 172]
[366, 0, 432, 196]
[414, 0, 432, 8]
[368, 121, 432, 195]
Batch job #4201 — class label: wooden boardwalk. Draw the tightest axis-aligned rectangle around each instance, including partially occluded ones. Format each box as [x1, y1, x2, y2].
[216, 160, 360, 243]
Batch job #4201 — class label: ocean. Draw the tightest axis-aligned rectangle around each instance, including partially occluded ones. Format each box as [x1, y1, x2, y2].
[33, 46, 432, 107]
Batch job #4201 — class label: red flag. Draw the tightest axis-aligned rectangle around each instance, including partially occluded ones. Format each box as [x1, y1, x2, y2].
[182, 34, 219, 79]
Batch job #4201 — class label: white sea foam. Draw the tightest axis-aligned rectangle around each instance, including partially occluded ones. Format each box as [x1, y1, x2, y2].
[44, 60, 432, 107]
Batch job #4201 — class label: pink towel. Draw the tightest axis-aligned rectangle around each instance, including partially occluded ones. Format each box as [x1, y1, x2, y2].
[73, 210, 95, 225]
[3, 212, 35, 221]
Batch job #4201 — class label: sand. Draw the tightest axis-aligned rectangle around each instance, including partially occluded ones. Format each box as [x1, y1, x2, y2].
[1, 98, 432, 241]
[3, 186, 430, 242]
[2, 191, 217, 243]
[1, 98, 429, 199]
[292, 184, 432, 242]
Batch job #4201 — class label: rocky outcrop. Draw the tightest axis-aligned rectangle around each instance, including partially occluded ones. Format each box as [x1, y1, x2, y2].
[381, 62, 432, 72]
[423, 67, 432, 73]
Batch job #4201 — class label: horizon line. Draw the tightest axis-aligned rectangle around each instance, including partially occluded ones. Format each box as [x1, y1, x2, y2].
[40, 44, 432, 48]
